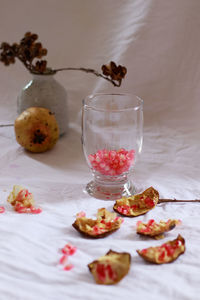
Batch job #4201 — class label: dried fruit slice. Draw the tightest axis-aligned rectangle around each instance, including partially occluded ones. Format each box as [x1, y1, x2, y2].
[113, 187, 159, 217]
[72, 208, 123, 238]
[7, 185, 42, 214]
[137, 234, 185, 264]
[88, 250, 131, 284]
[136, 219, 181, 239]
[8, 185, 34, 208]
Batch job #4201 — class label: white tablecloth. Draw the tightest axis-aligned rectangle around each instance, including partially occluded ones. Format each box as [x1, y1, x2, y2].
[0, 1, 200, 299]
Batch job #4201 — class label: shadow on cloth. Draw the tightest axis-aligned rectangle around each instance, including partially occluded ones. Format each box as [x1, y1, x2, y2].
[23, 127, 86, 171]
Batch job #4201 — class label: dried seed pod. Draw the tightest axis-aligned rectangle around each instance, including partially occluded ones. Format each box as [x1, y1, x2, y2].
[137, 234, 185, 264]
[101, 61, 127, 85]
[0, 32, 49, 73]
[34, 60, 47, 73]
[0, 33, 127, 84]
[72, 208, 123, 238]
[88, 250, 131, 285]
[0, 42, 16, 65]
[113, 187, 159, 217]
[136, 219, 181, 239]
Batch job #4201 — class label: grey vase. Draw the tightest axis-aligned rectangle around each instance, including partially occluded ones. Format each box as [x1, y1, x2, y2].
[17, 74, 68, 136]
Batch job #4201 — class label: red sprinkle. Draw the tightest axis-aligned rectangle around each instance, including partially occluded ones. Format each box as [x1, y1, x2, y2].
[131, 204, 139, 210]
[63, 264, 74, 271]
[96, 263, 117, 282]
[92, 225, 102, 235]
[105, 221, 112, 229]
[59, 255, 68, 265]
[158, 250, 165, 262]
[62, 244, 77, 256]
[15, 204, 42, 214]
[76, 211, 86, 218]
[106, 264, 117, 280]
[136, 220, 142, 226]
[0, 206, 5, 213]
[141, 249, 148, 254]
[147, 219, 155, 226]
[144, 197, 155, 208]
[59, 243, 77, 271]
[117, 204, 131, 215]
[96, 263, 106, 282]
[114, 216, 123, 222]
[30, 206, 42, 214]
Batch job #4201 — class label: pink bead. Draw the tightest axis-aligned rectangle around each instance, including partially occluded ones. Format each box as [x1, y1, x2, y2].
[118, 148, 125, 153]
[89, 148, 135, 176]
[100, 163, 106, 169]
[136, 221, 142, 226]
[88, 155, 94, 162]
[109, 151, 116, 160]
[95, 156, 101, 163]
[116, 168, 123, 175]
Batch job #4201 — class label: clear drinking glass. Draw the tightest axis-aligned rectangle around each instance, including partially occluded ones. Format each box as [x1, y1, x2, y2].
[82, 93, 143, 200]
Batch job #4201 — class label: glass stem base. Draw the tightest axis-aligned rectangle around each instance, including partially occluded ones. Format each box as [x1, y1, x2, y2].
[86, 178, 136, 200]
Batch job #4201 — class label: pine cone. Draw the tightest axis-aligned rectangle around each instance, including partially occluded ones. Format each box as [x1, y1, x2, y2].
[0, 42, 16, 65]
[34, 60, 47, 73]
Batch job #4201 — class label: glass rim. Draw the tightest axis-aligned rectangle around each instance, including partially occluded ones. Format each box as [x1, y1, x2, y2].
[83, 93, 143, 112]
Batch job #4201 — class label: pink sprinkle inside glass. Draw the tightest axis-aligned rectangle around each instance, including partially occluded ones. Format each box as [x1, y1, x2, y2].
[82, 93, 143, 200]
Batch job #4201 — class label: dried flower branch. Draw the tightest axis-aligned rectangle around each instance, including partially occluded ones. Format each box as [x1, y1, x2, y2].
[158, 199, 200, 203]
[0, 32, 127, 87]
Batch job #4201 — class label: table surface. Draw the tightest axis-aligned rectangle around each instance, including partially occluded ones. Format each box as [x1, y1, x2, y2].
[0, 1, 200, 300]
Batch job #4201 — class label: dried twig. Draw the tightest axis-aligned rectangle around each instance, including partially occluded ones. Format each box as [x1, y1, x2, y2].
[159, 199, 200, 203]
[53, 67, 121, 87]
[0, 32, 127, 87]
[0, 124, 14, 127]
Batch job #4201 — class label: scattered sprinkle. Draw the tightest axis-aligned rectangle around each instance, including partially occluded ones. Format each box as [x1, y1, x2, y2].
[59, 243, 77, 271]
[63, 264, 74, 271]
[76, 211, 86, 218]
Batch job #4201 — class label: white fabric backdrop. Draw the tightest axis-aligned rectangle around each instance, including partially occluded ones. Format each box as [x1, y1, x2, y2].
[0, 1, 200, 299]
